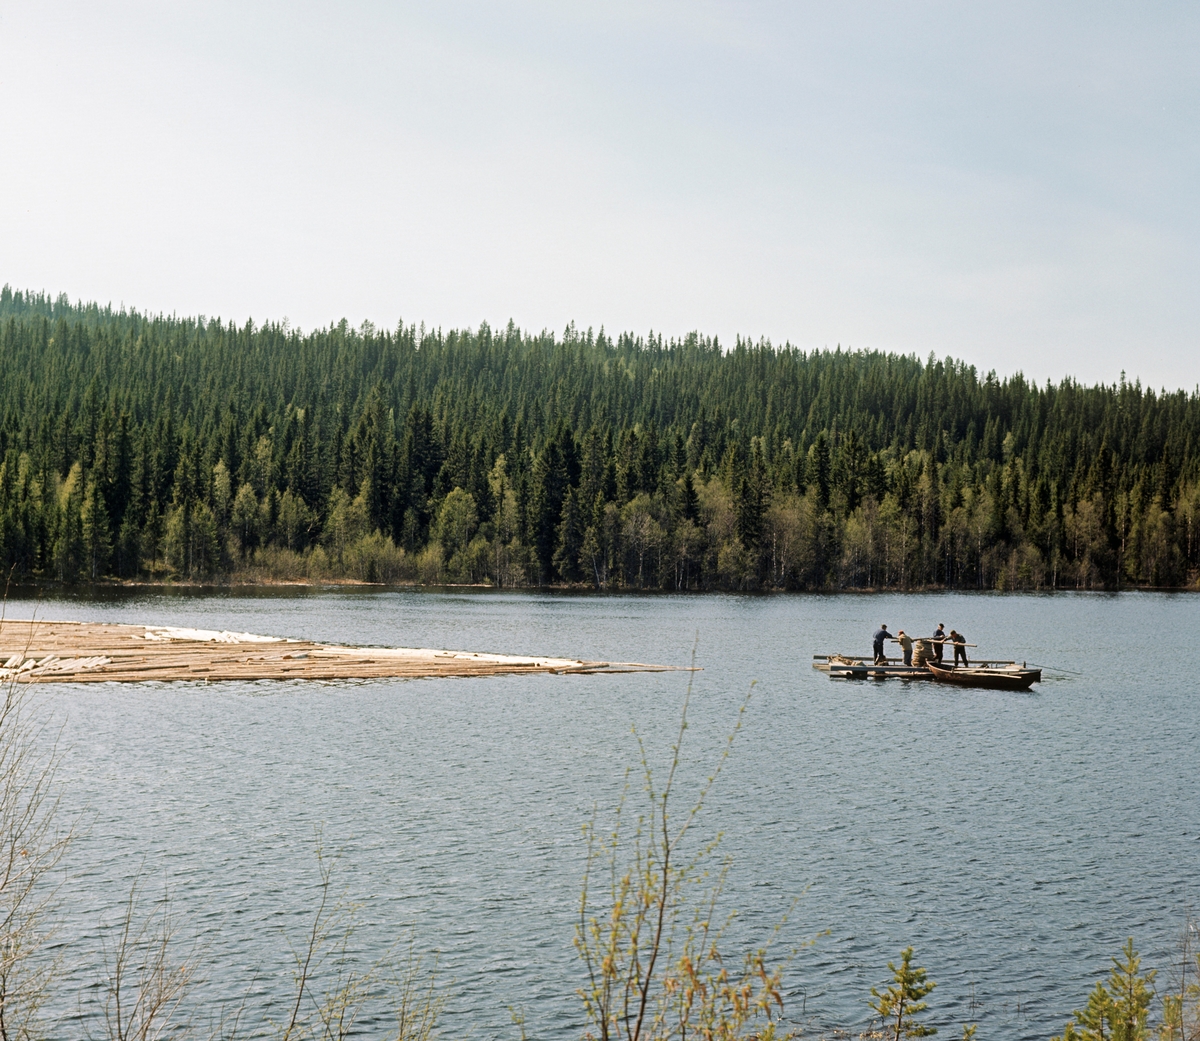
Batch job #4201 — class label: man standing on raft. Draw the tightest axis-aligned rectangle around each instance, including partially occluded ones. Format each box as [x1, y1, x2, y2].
[872, 624, 890, 664]
[932, 623, 947, 663]
[949, 629, 969, 667]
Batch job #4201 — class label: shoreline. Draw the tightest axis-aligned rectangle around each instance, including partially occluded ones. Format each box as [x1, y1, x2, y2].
[3, 576, 1197, 595]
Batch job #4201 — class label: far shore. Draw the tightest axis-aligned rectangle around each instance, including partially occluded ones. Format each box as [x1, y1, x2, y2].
[4, 576, 1197, 595]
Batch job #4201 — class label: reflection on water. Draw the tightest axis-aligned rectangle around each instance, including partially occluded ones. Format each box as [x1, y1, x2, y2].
[8, 587, 1200, 1039]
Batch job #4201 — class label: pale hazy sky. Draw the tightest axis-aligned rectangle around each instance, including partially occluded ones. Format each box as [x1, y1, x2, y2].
[1, 2, 1197, 389]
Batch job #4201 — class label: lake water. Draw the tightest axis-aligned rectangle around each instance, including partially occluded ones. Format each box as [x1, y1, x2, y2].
[7, 588, 1200, 1039]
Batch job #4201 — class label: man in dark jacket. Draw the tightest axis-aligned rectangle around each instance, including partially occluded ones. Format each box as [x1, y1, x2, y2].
[950, 629, 969, 667]
[932, 623, 946, 663]
[872, 625, 890, 664]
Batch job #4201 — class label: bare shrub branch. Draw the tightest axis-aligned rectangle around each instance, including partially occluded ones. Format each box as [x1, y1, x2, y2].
[96, 877, 198, 1041]
[0, 608, 72, 1041]
[576, 644, 799, 1041]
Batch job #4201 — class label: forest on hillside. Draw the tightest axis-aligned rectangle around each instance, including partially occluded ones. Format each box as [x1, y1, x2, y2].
[1, 286, 1198, 590]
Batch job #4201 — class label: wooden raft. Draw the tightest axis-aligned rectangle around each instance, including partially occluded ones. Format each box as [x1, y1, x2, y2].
[0, 620, 683, 684]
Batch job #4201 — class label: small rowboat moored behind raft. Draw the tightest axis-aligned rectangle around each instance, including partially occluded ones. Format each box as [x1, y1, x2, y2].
[926, 661, 1041, 691]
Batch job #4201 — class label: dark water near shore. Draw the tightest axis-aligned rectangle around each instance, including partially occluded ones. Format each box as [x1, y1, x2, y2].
[8, 588, 1200, 1038]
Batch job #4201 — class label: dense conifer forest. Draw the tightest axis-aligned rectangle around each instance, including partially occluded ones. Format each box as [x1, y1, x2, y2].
[2, 286, 1198, 590]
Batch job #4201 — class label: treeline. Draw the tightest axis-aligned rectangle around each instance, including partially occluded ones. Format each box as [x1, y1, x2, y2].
[1, 285, 1199, 589]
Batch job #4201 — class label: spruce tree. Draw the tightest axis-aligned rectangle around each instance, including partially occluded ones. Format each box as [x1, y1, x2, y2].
[870, 946, 937, 1040]
[1052, 938, 1157, 1041]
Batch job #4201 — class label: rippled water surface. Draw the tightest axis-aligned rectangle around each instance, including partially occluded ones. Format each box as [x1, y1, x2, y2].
[7, 588, 1200, 1038]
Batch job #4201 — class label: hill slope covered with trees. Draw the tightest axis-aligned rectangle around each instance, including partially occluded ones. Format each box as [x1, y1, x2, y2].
[1, 286, 1197, 589]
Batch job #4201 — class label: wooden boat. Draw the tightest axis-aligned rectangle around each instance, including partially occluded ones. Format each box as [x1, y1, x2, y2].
[926, 661, 1040, 691]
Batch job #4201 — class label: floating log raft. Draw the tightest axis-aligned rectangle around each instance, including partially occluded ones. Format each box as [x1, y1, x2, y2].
[0, 620, 685, 684]
[812, 653, 1018, 681]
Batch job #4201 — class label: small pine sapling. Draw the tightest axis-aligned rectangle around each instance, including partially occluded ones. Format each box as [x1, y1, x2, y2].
[1111, 939, 1157, 1041]
[1053, 937, 1157, 1041]
[869, 946, 938, 1040]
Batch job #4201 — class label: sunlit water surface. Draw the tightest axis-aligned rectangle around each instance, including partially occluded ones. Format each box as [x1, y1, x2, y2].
[6, 588, 1199, 1039]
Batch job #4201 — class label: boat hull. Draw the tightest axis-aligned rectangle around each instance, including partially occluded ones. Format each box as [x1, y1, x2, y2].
[927, 662, 1040, 690]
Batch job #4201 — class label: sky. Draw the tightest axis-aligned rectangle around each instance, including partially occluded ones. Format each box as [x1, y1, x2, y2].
[0, 1, 1197, 390]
